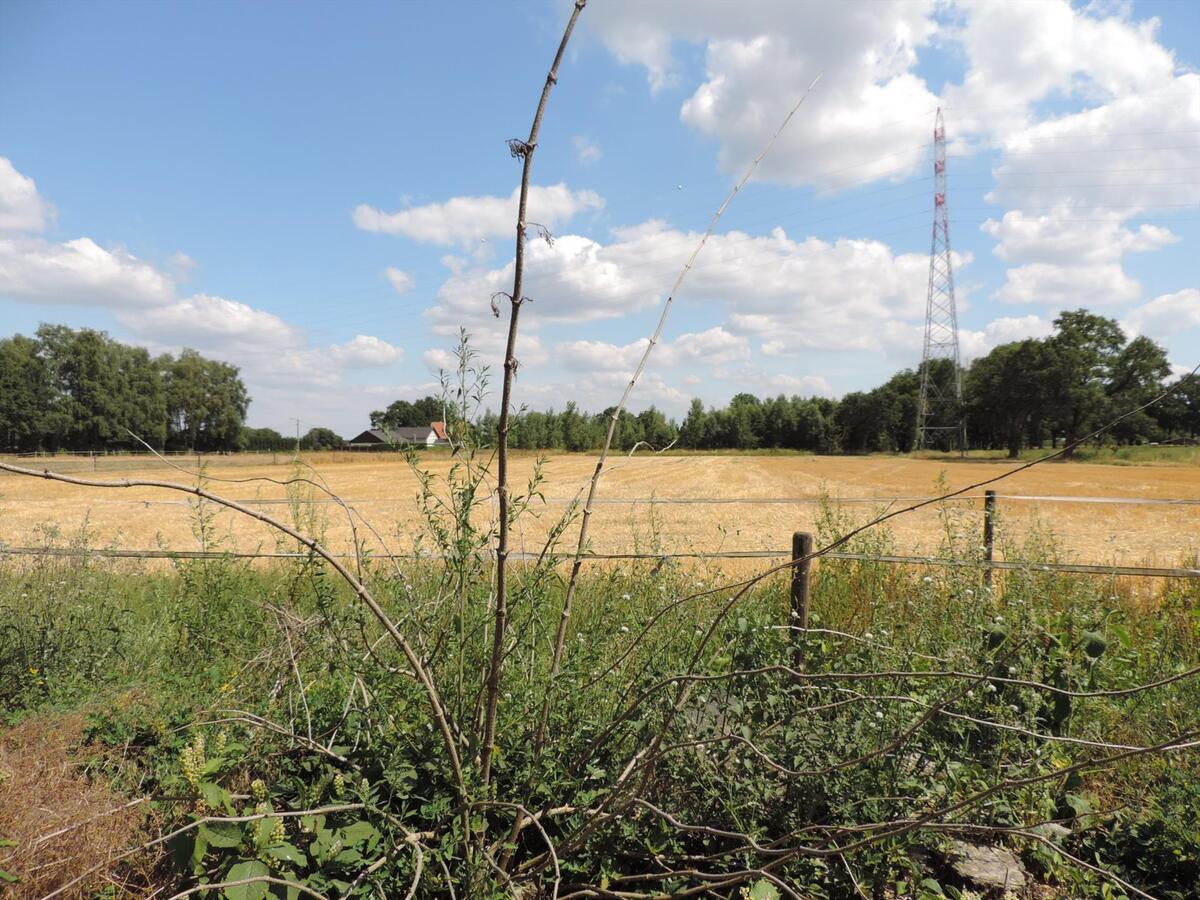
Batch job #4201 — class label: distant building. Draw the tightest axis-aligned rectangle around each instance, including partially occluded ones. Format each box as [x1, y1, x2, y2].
[346, 422, 449, 449]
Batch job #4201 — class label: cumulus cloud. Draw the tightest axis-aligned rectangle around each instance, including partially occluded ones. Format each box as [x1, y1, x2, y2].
[426, 232, 664, 334]
[585, 1, 939, 189]
[982, 208, 1177, 267]
[125, 293, 302, 349]
[1123, 289, 1200, 340]
[385, 266, 414, 294]
[957, 315, 1055, 361]
[942, 1, 1179, 144]
[353, 183, 604, 247]
[555, 327, 750, 374]
[987, 74, 1200, 217]
[0, 157, 54, 232]
[0, 236, 175, 307]
[982, 207, 1178, 306]
[426, 221, 960, 384]
[328, 334, 403, 368]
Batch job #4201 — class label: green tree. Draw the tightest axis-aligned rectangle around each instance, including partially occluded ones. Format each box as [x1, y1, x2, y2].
[1046, 310, 1125, 455]
[239, 426, 292, 451]
[370, 396, 444, 431]
[965, 339, 1056, 458]
[0, 334, 57, 451]
[35, 324, 167, 450]
[679, 399, 708, 448]
[300, 427, 345, 450]
[164, 349, 249, 451]
[1105, 335, 1170, 444]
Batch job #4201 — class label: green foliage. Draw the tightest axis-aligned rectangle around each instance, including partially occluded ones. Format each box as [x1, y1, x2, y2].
[0, 324, 250, 452]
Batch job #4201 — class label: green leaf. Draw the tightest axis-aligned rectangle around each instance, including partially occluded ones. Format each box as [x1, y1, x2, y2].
[200, 782, 233, 811]
[192, 834, 209, 868]
[746, 880, 780, 900]
[265, 842, 307, 866]
[223, 859, 269, 900]
[339, 821, 378, 847]
[0, 867, 18, 884]
[201, 820, 244, 848]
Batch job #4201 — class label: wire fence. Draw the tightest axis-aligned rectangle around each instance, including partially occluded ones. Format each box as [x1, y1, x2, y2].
[2, 544, 1197, 579]
[2, 493, 1199, 507]
[1, 465, 1196, 578]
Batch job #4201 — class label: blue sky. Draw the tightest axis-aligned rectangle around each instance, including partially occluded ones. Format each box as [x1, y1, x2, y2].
[1, 0, 1198, 436]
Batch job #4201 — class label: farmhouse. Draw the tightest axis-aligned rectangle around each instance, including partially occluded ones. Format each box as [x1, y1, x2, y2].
[347, 421, 449, 449]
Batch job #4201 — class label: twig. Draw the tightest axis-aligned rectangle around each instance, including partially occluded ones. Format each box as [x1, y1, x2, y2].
[483, 0, 588, 790]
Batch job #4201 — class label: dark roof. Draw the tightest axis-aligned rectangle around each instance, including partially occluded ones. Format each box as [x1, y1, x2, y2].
[347, 426, 435, 445]
[389, 426, 436, 443]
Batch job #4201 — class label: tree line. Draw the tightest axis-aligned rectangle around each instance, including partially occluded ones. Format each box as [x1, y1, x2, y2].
[5, 309, 1195, 456]
[0, 325, 249, 452]
[446, 309, 1195, 456]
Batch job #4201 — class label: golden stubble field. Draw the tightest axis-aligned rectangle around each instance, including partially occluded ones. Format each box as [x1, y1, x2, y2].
[1, 452, 1198, 568]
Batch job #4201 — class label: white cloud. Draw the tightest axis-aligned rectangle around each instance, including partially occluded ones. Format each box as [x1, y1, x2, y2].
[671, 326, 750, 365]
[168, 252, 197, 280]
[427, 221, 961, 380]
[328, 334, 403, 368]
[353, 183, 604, 247]
[587, 1, 1194, 196]
[0, 236, 175, 307]
[942, 1, 1179, 144]
[994, 262, 1142, 307]
[982, 207, 1178, 306]
[586, 1, 941, 190]
[125, 293, 302, 349]
[1123, 289, 1200, 340]
[0, 157, 53, 232]
[426, 231, 664, 334]
[987, 74, 1200, 216]
[957, 314, 1054, 361]
[982, 208, 1177, 267]
[422, 348, 457, 373]
[385, 266, 414, 294]
[573, 136, 602, 164]
[555, 327, 749, 374]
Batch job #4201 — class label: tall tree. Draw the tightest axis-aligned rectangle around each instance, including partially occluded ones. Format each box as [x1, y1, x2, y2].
[966, 339, 1057, 458]
[0, 335, 57, 451]
[1046, 310, 1125, 455]
[164, 349, 249, 451]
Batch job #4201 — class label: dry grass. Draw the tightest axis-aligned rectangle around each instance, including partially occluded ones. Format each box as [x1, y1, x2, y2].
[1, 451, 1198, 567]
[0, 713, 160, 898]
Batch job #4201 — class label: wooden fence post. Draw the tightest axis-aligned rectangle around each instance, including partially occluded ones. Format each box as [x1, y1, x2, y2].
[983, 490, 996, 589]
[791, 530, 814, 634]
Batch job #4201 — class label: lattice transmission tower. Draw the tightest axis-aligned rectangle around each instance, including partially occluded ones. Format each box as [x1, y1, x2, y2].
[915, 107, 965, 452]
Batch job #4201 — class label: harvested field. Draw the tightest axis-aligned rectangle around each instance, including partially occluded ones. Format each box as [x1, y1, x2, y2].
[1, 451, 1198, 568]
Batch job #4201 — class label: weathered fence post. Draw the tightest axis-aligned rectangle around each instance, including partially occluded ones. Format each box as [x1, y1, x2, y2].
[791, 531, 814, 660]
[983, 490, 996, 588]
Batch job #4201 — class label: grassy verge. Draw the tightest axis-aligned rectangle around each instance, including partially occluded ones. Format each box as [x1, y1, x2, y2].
[2, 500, 1198, 898]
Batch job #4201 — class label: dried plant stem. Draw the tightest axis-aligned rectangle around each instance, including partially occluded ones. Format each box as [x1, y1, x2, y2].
[536, 72, 824, 748]
[481, 0, 587, 790]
